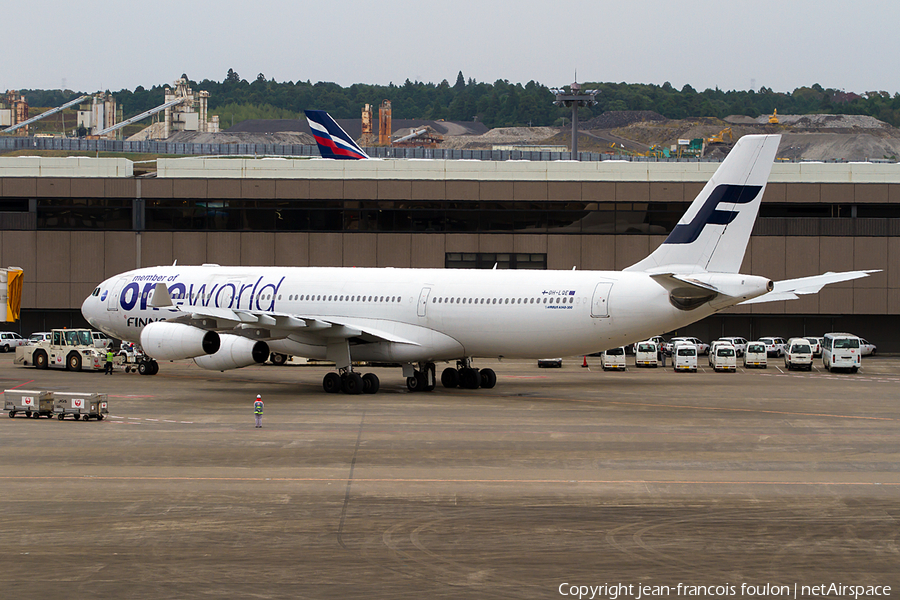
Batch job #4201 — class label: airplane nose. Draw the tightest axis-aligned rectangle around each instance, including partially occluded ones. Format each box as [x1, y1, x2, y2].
[82, 286, 102, 328]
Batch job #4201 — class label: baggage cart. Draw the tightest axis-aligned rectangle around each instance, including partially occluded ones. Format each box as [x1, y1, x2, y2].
[4, 389, 55, 419]
[53, 392, 109, 421]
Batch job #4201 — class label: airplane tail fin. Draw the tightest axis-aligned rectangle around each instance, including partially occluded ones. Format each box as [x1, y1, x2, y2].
[626, 134, 781, 274]
[304, 110, 369, 160]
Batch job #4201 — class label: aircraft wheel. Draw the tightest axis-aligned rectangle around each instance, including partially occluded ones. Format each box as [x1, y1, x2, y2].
[149, 360, 159, 375]
[323, 372, 342, 394]
[342, 372, 363, 395]
[138, 361, 149, 375]
[441, 367, 459, 388]
[406, 371, 428, 392]
[362, 373, 380, 394]
[459, 368, 481, 389]
[270, 353, 288, 366]
[479, 368, 497, 389]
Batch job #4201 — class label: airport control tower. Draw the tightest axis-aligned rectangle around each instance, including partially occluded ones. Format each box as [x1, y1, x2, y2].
[552, 81, 598, 158]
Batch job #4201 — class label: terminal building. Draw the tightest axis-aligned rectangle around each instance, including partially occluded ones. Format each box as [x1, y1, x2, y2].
[0, 156, 896, 350]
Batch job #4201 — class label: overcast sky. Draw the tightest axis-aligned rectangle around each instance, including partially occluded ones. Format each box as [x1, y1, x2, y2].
[13, 0, 900, 96]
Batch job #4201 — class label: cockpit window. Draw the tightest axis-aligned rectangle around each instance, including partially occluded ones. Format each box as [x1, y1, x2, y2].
[92, 287, 101, 296]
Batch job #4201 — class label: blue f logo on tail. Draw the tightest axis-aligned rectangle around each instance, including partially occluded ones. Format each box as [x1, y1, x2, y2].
[304, 110, 370, 160]
[665, 184, 762, 244]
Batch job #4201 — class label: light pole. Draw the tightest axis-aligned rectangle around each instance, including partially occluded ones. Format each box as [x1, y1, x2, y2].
[552, 81, 598, 159]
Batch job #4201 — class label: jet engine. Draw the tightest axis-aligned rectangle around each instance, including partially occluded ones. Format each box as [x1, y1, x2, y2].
[193, 334, 270, 371]
[140, 322, 220, 361]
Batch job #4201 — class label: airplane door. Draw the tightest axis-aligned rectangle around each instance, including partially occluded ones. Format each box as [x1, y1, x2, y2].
[417, 287, 431, 317]
[107, 276, 128, 311]
[590, 282, 613, 318]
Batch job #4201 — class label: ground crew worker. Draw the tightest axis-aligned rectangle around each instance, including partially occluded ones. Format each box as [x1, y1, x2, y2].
[105, 349, 114, 375]
[253, 394, 264, 428]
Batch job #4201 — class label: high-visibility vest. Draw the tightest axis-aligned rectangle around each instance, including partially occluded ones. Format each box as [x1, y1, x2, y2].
[106, 351, 114, 362]
[254, 401, 264, 414]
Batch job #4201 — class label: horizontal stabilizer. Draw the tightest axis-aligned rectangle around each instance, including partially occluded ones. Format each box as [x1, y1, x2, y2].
[740, 270, 879, 305]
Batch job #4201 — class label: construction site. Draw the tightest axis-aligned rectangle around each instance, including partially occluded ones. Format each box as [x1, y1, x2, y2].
[4, 78, 900, 162]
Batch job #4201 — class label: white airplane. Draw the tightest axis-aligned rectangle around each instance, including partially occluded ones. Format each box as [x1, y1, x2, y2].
[80, 133, 875, 394]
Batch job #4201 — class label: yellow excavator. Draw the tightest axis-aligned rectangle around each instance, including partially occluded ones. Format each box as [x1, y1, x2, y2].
[707, 127, 733, 145]
[769, 109, 779, 124]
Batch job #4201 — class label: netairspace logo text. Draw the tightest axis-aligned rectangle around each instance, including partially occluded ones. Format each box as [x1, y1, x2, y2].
[558, 582, 892, 600]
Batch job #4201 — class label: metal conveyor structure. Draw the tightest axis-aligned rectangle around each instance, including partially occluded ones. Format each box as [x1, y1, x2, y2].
[94, 97, 185, 136]
[1, 96, 89, 133]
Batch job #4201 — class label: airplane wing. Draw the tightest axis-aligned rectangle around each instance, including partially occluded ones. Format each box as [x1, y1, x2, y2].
[146, 282, 419, 345]
[168, 307, 419, 346]
[147, 282, 416, 344]
[739, 270, 879, 304]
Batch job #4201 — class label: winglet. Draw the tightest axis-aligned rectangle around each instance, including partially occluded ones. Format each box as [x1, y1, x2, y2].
[304, 110, 369, 160]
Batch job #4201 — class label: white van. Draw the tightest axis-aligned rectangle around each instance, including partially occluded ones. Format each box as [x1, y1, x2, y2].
[634, 341, 658, 367]
[710, 342, 737, 372]
[672, 343, 697, 372]
[601, 347, 627, 371]
[743, 342, 768, 368]
[784, 338, 813, 371]
[822, 333, 861, 373]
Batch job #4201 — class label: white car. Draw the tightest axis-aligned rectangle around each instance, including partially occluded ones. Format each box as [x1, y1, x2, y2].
[665, 336, 709, 356]
[784, 338, 814, 371]
[858, 338, 876, 356]
[717, 337, 748, 357]
[804, 336, 823, 358]
[758, 337, 787, 357]
[0, 331, 27, 352]
[600, 347, 627, 371]
[709, 341, 737, 372]
[672, 343, 698, 372]
[92, 331, 112, 349]
[743, 342, 768, 368]
[29, 332, 52, 344]
[634, 341, 659, 367]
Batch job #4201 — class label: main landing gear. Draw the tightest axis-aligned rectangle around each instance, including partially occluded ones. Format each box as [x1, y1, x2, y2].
[322, 368, 380, 395]
[137, 357, 159, 375]
[440, 358, 497, 390]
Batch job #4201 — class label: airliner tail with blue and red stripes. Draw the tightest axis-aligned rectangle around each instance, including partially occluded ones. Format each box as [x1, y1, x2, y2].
[304, 110, 370, 160]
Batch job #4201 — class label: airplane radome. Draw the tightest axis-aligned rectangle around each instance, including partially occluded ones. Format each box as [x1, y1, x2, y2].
[81, 132, 875, 394]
